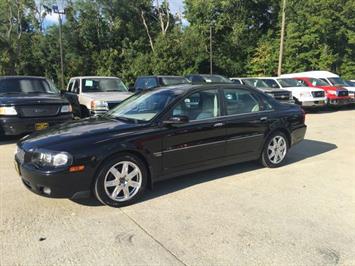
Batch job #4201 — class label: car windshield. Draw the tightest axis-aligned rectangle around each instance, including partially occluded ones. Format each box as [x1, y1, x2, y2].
[105, 89, 179, 122]
[277, 78, 302, 87]
[307, 78, 329, 86]
[82, 78, 128, 93]
[201, 75, 232, 83]
[261, 79, 280, 88]
[328, 77, 348, 86]
[161, 77, 189, 86]
[0, 78, 59, 94]
[242, 79, 270, 88]
[346, 80, 355, 87]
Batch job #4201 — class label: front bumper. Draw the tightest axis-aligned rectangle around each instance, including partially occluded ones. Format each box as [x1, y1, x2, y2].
[0, 114, 73, 135]
[301, 100, 327, 107]
[15, 158, 93, 198]
[326, 98, 353, 106]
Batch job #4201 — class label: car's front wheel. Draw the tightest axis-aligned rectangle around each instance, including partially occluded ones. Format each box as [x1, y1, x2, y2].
[94, 154, 147, 207]
[261, 132, 288, 168]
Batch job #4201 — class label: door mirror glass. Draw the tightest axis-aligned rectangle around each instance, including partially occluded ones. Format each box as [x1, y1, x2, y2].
[163, 115, 189, 125]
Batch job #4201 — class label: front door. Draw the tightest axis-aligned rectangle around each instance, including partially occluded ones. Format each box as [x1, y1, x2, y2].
[162, 88, 226, 173]
[63, 79, 81, 117]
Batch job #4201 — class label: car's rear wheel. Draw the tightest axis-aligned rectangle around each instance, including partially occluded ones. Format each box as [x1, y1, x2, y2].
[261, 132, 288, 168]
[94, 154, 147, 207]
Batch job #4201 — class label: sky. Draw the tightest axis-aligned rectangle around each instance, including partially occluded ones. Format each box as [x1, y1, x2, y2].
[43, 0, 186, 27]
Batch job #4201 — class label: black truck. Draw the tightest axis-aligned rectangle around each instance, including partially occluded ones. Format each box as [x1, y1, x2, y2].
[0, 76, 73, 136]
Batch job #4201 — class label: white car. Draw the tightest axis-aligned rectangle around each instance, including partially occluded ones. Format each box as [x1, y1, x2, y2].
[65, 76, 132, 117]
[259, 77, 327, 107]
[281, 71, 355, 102]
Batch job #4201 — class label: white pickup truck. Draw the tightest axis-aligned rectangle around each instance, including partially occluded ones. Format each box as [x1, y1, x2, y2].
[64, 76, 132, 117]
[259, 77, 327, 107]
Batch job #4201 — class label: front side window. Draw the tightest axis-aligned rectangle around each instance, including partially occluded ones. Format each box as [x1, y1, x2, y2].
[106, 89, 178, 122]
[0, 78, 58, 94]
[82, 78, 128, 93]
[172, 89, 220, 121]
[223, 89, 261, 115]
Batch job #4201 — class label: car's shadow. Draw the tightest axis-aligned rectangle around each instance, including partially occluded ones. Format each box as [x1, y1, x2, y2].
[71, 139, 337, 207]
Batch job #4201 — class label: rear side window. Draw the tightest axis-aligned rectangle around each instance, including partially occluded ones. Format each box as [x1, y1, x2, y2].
[135, 77, 158, 90]
[223, 89, 261, 115]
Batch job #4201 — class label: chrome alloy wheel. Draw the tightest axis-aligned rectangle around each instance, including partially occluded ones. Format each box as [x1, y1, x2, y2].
[267, 136, 287, 164]
[104, 161, 142, 202]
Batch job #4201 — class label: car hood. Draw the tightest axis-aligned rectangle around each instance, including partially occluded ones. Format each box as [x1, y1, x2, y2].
[81, 92, 132, 102]
[257, 87, 290, 93]
[282, 86, 323, 92]
[19, 117, 146, 150]
[0, 93, 69, 106]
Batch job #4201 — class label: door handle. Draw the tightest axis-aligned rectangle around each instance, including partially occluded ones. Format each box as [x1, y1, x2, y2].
[213, 122, 225, 128]
[260, 116, 268, 122]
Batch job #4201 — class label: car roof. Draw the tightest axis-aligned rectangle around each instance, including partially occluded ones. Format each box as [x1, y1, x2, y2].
[281, 71, 339, 78]
[148, 83, 259, 94]
[137, 75, 186, 79]
[70, 76, 121, 79]
[0, 76, 48, 80]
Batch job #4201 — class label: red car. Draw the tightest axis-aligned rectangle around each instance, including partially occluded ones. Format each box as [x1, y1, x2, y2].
[294, 77, 351, 106]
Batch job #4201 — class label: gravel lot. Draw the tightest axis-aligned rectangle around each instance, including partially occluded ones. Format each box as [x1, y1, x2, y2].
[1, 108, 355, 266]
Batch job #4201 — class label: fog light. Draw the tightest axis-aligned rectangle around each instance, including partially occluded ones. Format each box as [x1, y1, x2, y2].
[43, 187, 51, 195]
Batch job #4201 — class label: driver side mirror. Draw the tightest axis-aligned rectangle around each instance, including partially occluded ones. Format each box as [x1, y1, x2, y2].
[163, 115, 189, 126]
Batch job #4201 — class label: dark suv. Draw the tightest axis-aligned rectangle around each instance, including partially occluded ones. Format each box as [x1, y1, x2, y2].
[134, 75, 189, 92]
[0, 76, 73, 136]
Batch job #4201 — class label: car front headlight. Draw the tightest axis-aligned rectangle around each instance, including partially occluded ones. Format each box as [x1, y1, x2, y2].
[266, 92, 275, 98]
[0, 106, 17, 116]
[60, 104, 72, 113]
[91, 100, 108, 111]
[32, 150, 72, 168]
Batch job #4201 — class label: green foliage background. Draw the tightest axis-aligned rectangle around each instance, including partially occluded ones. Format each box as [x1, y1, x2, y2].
[0, 0, 354, 87]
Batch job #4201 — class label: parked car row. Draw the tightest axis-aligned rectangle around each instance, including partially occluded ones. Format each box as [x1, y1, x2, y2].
[231, 71, 355, 108]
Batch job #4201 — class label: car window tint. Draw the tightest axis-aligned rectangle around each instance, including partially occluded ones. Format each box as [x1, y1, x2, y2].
[223, 89, 261, 115]
[262, 79, 280, 88]
[172, 89, 220, 121]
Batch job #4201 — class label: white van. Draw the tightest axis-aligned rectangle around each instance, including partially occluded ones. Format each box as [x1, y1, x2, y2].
[281, 71, 355, 101]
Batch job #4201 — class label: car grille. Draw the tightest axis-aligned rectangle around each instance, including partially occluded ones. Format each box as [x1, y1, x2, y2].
[17, 105, 60, 117]
[271, 91, 291, 100]
[311, 91, 325, 98]
[107, 101, 121, 109]
[337, 90, 348, 97]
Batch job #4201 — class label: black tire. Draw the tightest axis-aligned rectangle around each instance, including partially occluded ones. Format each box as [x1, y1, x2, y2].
[260, 131, 289, 168]
[94, 154, 147, 207]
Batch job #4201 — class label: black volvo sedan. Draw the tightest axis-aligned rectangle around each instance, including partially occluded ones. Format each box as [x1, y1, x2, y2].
[0, 76, 73, 135]
[15, 84, 306, 207]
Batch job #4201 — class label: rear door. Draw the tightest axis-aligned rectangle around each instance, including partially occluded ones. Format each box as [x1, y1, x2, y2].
[63, 79, 81, 117]
[222, 88, 270, 162]
[162, 88, 226, 173]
